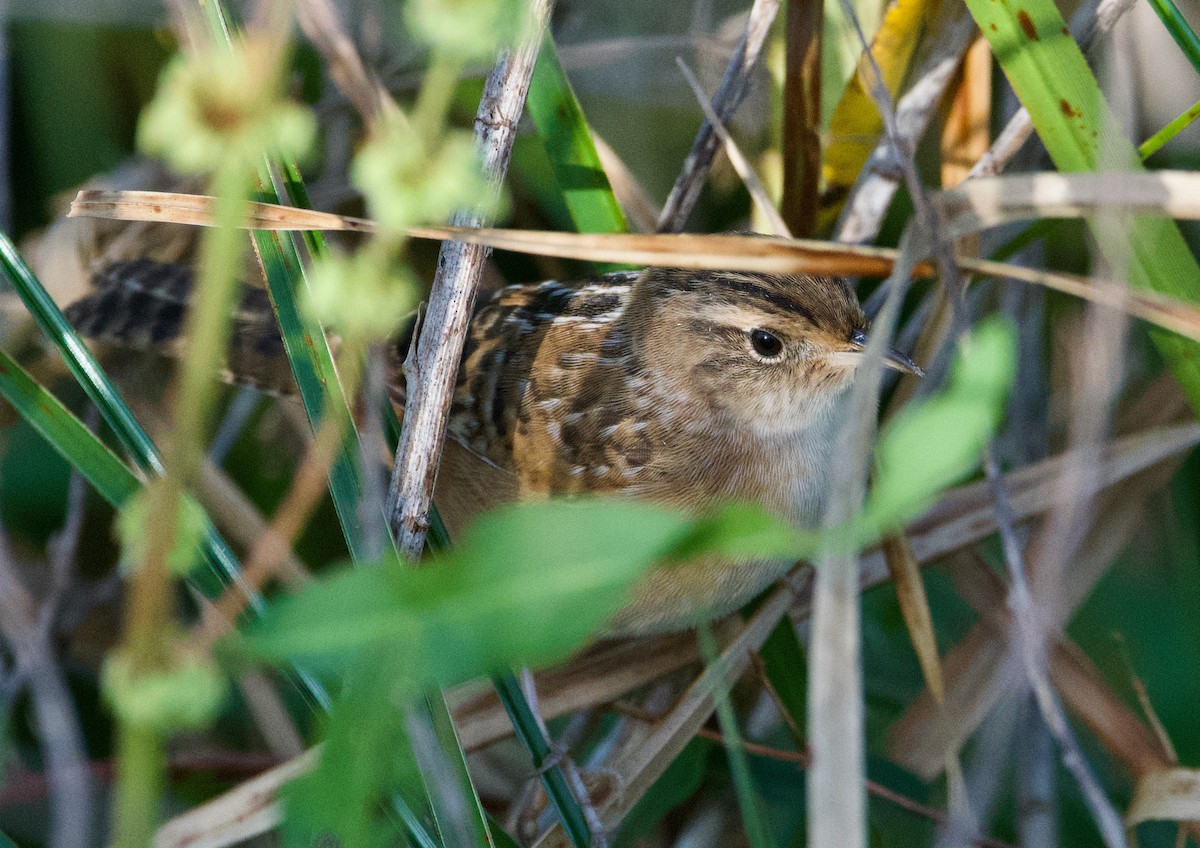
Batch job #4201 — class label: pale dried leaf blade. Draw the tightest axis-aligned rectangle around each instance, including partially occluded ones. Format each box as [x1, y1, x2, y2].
[883, 533, 944, 703]
[69, 190, 376, 233]
[68, 189, 915, 276]
[961, 256, 1200, 344]
[154, 748, 320, 848]
[939, 171, 1200, 238]
[1127, 768, 1200, 825]
[68, 190, 1200, 343]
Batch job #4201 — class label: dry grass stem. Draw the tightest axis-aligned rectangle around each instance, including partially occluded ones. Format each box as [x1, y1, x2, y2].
[295, 0, 396, 121]
[69, 186, 1200, 344]
[675, 57, 792, 237]
[781, 0, 823, 237]
[656, 0, 782, 232]
[386, 0, 553, 559]
[983, 449, 1128, 848]
[590, 132, 661, 233]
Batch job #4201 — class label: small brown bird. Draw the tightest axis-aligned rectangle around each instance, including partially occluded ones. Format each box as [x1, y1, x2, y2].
[65, 259, 920, 635]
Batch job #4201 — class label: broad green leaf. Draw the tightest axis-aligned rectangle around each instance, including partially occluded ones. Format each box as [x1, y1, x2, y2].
[237, 500, 696, 677]
[965, 0, 1200, 415]
[665, 501, 809, 563]
[864, 318, 1016, 531]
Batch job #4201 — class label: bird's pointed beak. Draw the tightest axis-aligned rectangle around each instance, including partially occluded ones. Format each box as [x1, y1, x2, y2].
[884, 348, 924, 377]
[847, 329, 924, 377]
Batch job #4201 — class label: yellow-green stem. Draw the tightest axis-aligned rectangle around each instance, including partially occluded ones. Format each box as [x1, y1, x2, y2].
[113, 158, 253, 844]
[413, 51, 465, 147]
[112, 724, 165, 848]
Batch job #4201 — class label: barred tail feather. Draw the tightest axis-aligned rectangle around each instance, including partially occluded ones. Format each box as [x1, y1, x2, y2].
[65, 258, 297, 396]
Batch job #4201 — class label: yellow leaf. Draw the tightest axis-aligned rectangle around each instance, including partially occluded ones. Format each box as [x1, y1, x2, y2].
[822, 0, 935, 205]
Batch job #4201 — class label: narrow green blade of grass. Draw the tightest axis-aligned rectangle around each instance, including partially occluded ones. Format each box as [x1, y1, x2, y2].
[965, 0, 1200, 415]
[422, 690, 498, 848]
[195, 0, 391, 565]
[0, 232, 163, 477]
[527, 32, 629, 277]
[0, 349, 140, 507]
[249, 224, 371, 558]
[698, 625, 775, 848]
[0, 231, 260, 599]
[1145, 0, 1200, 76]
[492, 671, 593, 848]
[1140, 99, 1200, 159]
[527, 33, 627, 235]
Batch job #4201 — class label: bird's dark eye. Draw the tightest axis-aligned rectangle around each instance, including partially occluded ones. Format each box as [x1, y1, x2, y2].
[749, 328, 783, 358]
[850, 328, 867, 347]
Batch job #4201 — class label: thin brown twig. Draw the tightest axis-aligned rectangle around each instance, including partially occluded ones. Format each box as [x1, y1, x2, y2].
[195, 351, 364, 650]
[982, 451, 1128, 848]
[675, 57, 791, 238]
[610, 699, 1014, 848]
[295, 0, 395, 122]
[656, 0, 782, 233]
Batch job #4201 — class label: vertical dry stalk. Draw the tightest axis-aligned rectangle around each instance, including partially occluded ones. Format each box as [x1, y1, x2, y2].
[808, 224, 925, 848]
[656, 0, 782, 233]
[781, 0, 823, 237]
[387, 0, 554, 559]
[0, 534, 94, 848]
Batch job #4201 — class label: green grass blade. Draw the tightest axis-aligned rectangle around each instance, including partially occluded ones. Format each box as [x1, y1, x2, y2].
[248, 225, 370, 558]
[194, 0, 390, 564]
[966, 0, 1200, 415]
[1145, 0, 1200, 76]
[0, 231, 163, 476]
[0, 230, 258, 598]
[1140, 99, 1200, 159]
[698, 625, 776, 848]
[527, 32, 629, 279]
[492, 671, 593, 848]
[422, 691, 497, 848]
[527, 33, 627, 236]
[0, 349, 140, 507]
